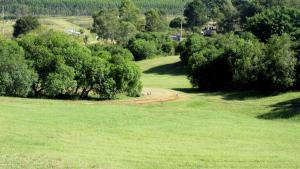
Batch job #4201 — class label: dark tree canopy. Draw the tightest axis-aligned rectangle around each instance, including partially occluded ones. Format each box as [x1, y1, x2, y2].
[0, 36, 37, 97]
[169, 17, 183, 28]
[178, 33, 298, 92]
[13, 16, 40, 37]
[246, 7, 300, 41]
[144, 9, 167, 32]
[14, 30, 142, 99]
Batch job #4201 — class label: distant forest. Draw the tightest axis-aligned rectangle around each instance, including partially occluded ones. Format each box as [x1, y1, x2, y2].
[1, 0, 190, 16]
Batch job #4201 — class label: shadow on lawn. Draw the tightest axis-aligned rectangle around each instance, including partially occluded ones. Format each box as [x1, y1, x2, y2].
[173, 88, 273, 101]
[144, 61, 185, 76]
[258, 98, 300, 119]
[219, 91, 275, 101]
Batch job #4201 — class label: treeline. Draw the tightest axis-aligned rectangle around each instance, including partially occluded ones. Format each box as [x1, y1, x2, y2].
[178, 1, 300, 92]
[91, 0, 176, 61]
[1, 0, 190, 16]
[0, 31, 142, 99]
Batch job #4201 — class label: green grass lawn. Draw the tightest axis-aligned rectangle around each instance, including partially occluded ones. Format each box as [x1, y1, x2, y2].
[0, 56, 300, 169]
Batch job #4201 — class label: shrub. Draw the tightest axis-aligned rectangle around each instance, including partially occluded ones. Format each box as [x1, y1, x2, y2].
[161, 41, 174, 55]
[13, 16, 40, 37]
[179, 34, 208, 65]
[129, 39, 157, 60]
[246, 7, 300, 41]
[0, 37, 37, 97]
[169, 17, 183, 28]
[131, 32, 175, 56]
[181, 33, 298, 92]
[261, 34, 297, 90]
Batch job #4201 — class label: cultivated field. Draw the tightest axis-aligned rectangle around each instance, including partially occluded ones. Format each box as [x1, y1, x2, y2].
[0, 56, 300, 169]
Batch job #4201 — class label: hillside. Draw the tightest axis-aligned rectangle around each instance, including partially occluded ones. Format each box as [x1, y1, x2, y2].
[0, 56, 300, 168]
[1, 0, 191, 16]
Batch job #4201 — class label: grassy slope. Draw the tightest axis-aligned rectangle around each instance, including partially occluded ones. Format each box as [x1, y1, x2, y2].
[0, 56, 300, 169]
[1, 16, 97, 42]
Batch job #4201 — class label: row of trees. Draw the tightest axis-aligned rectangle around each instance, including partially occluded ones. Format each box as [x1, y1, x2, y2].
[91, 0, 175, 61]
[178, 33, 299, 92]
[0, 31, 142, 99]
[1, 0, 188, 16]
[178, 2, 300, 92]
[180, 0, 300, 33]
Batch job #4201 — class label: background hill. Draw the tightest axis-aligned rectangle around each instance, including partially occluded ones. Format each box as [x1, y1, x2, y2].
[1, 0, 191, 16]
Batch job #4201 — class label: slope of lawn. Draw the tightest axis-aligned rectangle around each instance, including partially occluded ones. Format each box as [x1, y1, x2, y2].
[0, 56, 300, 169]
[2, 16, 98, 43]
[137, 56, 191, 89]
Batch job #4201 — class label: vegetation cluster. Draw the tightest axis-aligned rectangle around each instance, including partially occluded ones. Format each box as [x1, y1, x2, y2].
[178, 0, 300, 92]
[1, 0, 189, 16]
[0, 31, 142, 99]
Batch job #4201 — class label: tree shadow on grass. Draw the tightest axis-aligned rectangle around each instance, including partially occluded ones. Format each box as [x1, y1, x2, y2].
[144, 61, 185, 76]
[173, 88, 273, 101]
[172, 88, 200, 94]
[257, 98, 300, 119]
[219, 91, 276, 101]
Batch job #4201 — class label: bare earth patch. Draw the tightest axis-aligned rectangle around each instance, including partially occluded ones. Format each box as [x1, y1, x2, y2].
[111, 88, 186, 105]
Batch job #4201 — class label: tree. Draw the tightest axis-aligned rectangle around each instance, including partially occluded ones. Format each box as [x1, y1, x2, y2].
[13, 16, 40, 37]
[0, 36, 37, 97]
[119, 0, 140, 27]
[118, 21, 138, 45]
[184, 0, 208, 28]
[129, 39, 157, 60]
[262, 34, 297, 90]
[184, 0, 238, 31]
[227, 36, 265, 89]
[92, 9, 121, 42]
[92, 9, 137, 44]
[84, 57, 115, 99]
[111, 60, 142, 97]
[178, 34, 207, 65]
[169, 17, 183, 28]
[144, 9, 167, 32]
[246, 7, 300, 41]
[18, 31, 88, 97]
[44, 61, 77, 97]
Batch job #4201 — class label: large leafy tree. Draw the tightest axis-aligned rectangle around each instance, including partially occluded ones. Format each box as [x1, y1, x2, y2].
[92, 9, 137, 44]
[262, 34, 297, 90]
[246, 7, 300, 41]
[119, 0, 141, 27]
[18, 31, 89, 97]
[184, 0, 237, 31]
[13, 16, 40, 37]
[144, 9, 167, 32]
[0, 36, 37, 97]
[92, 9, 121, 42]
[180, 33, 298, 91]
[184, 0, 208, 28]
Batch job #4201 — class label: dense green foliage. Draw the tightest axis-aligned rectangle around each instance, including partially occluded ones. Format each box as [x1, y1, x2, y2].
[128, 32, 175, 60]
[13, 16, 40, 37]
[169, 17, 183, 28]
[0, 36, 37, 97]
[178, 33, 298, 91]
[0, 31, 141, 99]
[129, 39, 157, 60]
[183, 0, 300, 32]
[1, 0, 190, 16]
[246, 7, 300, 41]
[184, 0, 237, 30]
[144, 9, 167, 32]
[92, 8, 138, 45]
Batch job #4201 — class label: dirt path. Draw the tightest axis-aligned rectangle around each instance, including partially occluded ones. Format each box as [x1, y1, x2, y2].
[112, 88, 185, 105]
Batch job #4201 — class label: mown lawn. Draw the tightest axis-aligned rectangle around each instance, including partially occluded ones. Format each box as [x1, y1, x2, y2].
[0, 56, 300, 169]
